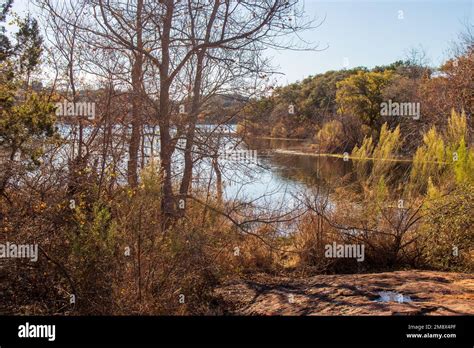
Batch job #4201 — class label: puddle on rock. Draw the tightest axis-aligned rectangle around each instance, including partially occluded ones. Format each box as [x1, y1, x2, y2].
[375, 291, 413, 303]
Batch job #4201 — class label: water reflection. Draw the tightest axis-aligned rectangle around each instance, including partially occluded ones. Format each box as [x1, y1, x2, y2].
[225, 137, 355, 206]
[54, 124, 409, 208]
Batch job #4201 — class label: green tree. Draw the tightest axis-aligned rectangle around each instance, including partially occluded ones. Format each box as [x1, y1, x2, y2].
[0, 76, 57, 195]
[0, 7, 56, 196]
[297, 68, 364, 121]
[336, 70, 394, 131]
[14, 14, 43, 85]
[0, 0, 13, 62]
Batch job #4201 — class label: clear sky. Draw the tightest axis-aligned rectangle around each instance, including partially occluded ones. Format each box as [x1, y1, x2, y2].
[273, 0, 472, 83]
[9, 0, 473, 84]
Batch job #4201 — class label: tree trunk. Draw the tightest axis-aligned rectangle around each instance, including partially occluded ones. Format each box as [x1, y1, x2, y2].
[127, 0, 144, 188]
[212, 156, 223, 205]
[179, 53, 204, 198]
[158, 2, 175, 230]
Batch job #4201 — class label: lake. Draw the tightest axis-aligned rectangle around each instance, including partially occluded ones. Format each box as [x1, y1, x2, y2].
[55, 124, 405, 211]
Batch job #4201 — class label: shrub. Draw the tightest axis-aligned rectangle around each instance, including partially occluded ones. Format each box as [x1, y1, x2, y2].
[271, 122, 288, 138]
[410, 110, 474, 192]
[316, 120, 344, 153]
[418, 183, 474, 272]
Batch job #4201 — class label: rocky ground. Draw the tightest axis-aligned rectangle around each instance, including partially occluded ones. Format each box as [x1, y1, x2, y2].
[214, 270, 474, 315]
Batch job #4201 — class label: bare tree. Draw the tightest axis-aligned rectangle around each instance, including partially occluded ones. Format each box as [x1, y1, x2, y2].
[36, 0, 314, 229]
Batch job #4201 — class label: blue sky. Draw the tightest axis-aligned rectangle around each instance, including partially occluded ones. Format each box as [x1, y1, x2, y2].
[9, 0, 473, 84]
[272, 0, 472, 83]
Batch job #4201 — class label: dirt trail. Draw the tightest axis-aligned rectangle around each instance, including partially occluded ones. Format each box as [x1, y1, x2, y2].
[214, 270, 474, 315]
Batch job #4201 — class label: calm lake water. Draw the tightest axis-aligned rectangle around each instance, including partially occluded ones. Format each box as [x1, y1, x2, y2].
[222, 137, 354, 208]
[57, 124, 408, 209]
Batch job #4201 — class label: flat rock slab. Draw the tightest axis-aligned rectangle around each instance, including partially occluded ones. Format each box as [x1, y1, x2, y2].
[214, 270, 474, 315]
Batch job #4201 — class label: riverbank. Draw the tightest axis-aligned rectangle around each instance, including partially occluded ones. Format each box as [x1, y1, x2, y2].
[271, 148, 454, 165]
[214, 270, 474, 315]
[253, 135, 418, 162]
